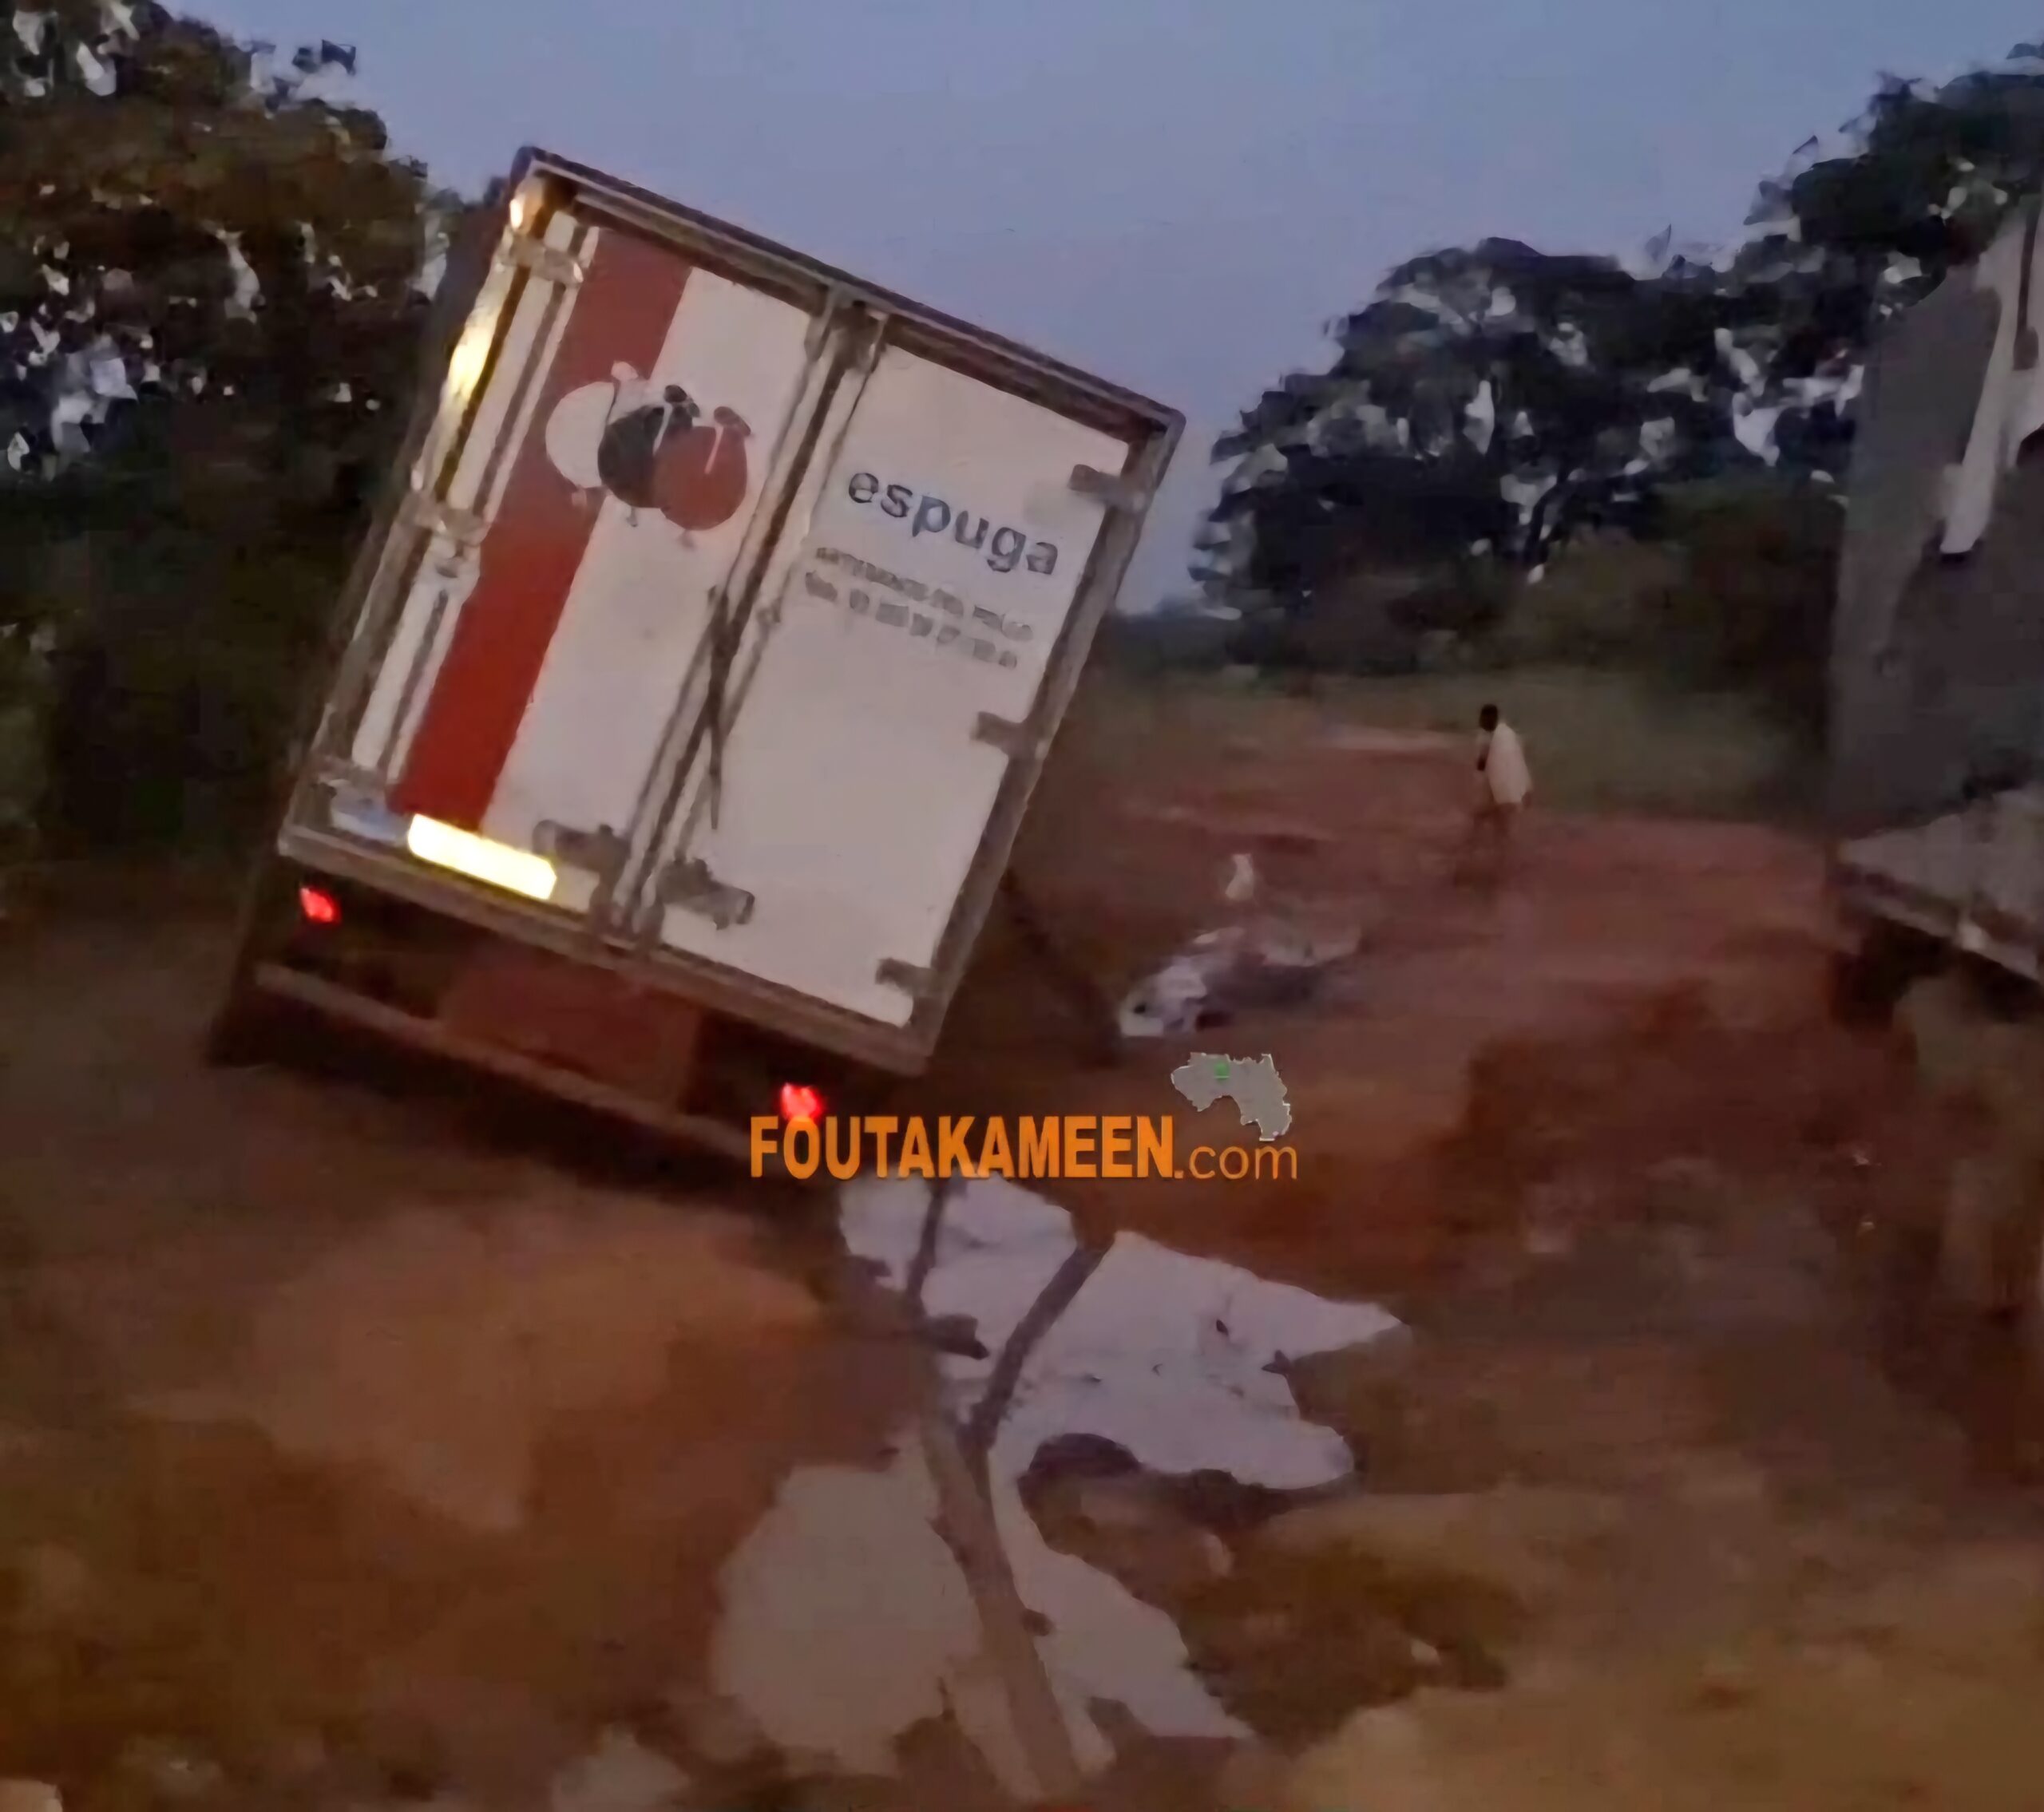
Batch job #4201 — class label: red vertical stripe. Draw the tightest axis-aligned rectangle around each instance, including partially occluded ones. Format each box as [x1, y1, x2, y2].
[391, 230, 694, 829]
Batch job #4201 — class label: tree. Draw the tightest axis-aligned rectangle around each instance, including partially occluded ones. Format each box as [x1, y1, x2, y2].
[1201, 38, 2044, 662]
[0, 1, 451, 850]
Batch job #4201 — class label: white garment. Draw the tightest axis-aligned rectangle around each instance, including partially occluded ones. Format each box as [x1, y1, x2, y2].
[1479, 722, 1531, 807]
[1943, 205, 2044, 556]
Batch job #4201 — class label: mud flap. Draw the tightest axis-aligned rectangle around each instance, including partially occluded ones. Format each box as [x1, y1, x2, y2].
[202, 850, 298, 1066]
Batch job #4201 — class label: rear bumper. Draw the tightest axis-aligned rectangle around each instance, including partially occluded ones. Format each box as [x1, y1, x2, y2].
[233, 857, 891, 1173]
[246, 959, 756, 1162]
[275, 819, 937, 1076]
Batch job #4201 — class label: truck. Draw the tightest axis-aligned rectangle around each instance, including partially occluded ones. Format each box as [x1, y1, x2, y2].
[206, 148, 1183, 1162]
[1828, 195, 2044, 1348]
[1828, 192, 2044, 1011]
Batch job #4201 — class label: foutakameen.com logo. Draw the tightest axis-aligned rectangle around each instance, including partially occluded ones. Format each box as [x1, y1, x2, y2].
[750, 1114, 1298, 1182]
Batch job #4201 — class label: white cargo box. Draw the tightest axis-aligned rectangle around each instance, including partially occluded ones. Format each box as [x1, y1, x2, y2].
[271, 148, 1182, 1074]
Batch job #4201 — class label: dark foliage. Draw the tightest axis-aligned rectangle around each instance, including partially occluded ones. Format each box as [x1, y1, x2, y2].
[0, 2, 453, 852]
[1199, 41, 2044, 724]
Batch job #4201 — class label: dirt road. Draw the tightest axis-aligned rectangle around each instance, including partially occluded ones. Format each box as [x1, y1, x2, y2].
[0, 704, 2040, 1810]
[0, 912, 933, 1802]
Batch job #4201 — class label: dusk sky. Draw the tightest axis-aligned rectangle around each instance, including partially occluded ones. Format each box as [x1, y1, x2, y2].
[198, 0, 2044, 606]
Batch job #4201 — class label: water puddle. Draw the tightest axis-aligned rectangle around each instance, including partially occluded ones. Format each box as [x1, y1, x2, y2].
[707, 1176, 1401, 1797]
[26, 1170, 1397, 1806]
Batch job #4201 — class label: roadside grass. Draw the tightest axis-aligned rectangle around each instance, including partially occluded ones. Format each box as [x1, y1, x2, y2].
[1064, 664, 1810, 822]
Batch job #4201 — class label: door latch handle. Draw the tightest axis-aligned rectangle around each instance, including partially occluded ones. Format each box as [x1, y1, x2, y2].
[658, 857, 755, 930]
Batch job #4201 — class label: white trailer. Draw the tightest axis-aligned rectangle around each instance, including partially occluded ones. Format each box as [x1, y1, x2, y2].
[1832, 787, 2044, 1007]
[208, 148, 1182, 1159]
[1826, 201, 2044, 1353]
[1828, 196, 2044, 1014]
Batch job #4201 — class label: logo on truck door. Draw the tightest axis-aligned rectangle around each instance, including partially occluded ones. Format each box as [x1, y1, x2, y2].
[542, 363, 751, 533]
[844, 472, 1060, 576]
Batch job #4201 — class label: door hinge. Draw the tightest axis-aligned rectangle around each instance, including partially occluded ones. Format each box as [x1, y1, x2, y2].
[1070, 464, 1150, 512]
[317, 759, 388, 799]
[840, 305, 889, 374]
[971, 712, 1045, 762]
[876, 956, 935, 999]
[806, 287, 853, 358]
[404, 492, 488, 547]
[320, 771, 407, 844]
[659, 857, 756, 930]
[502, 235, 586, 287]
[533, 821, 631, 880]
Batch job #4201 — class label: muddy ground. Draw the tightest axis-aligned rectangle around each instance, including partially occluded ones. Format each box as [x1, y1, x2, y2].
[1, 690, 2042, 1810]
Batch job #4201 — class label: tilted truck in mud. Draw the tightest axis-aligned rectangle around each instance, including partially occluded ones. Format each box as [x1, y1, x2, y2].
[207, 148, 1182, 1159]
[1828, 194, 2044, 1005]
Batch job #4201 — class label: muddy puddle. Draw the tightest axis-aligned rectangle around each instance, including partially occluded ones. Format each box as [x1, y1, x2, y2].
[702, 1177, 1404, 1802]
[0, 1173, 1407, 1810]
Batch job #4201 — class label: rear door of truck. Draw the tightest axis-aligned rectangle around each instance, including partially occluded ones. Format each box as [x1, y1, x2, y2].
[626, 330, 1147, 1030]
[313, 180, 832, 915]
[279, 150, 1181, 1071]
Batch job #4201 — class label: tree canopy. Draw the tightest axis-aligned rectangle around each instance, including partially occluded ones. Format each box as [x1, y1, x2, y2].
[0, 0, 450, 516]
[0, 0, 450, 849]
[1200, 41, 2044, 611]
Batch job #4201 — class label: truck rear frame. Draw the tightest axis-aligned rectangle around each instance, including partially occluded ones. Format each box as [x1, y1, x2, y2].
[209, 148, 1182, 1157]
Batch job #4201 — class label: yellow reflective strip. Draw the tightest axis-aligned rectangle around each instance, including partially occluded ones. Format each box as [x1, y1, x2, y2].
[405, 816, 557, 902]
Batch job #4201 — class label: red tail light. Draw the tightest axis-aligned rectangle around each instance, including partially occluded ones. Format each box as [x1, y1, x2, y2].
[298, 884, 341, 928]
[778, 1083, 823, 1124]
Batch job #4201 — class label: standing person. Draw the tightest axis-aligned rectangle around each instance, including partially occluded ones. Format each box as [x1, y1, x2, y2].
[1462, 702, 1531, 883]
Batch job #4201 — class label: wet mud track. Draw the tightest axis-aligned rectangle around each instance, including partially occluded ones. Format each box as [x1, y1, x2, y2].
[6, 725, 2044, 1811]
[0, 914, 902, 1802]
[0, 912, 1408, 1810]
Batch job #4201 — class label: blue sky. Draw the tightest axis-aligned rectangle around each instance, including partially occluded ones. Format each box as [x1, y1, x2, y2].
[198, 0, 2044, 605]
